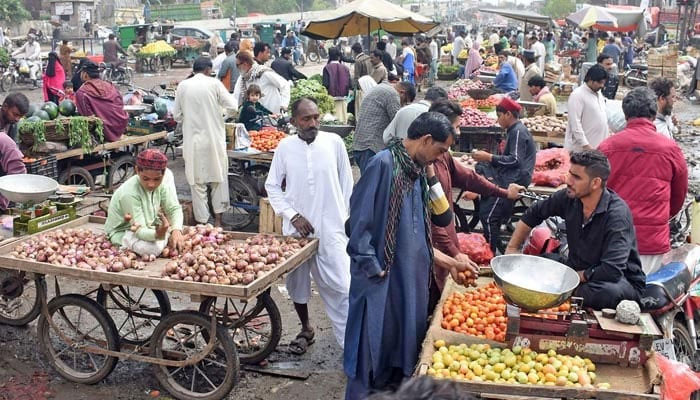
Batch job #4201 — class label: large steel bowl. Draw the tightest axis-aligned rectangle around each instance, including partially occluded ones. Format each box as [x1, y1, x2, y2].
[491, 254, 580, 311]
[0, 174, 58, 204]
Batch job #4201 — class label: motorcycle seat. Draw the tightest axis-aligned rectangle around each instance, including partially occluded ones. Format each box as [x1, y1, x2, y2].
[630, 64, 648, 71]
[640, 261, 690, 311]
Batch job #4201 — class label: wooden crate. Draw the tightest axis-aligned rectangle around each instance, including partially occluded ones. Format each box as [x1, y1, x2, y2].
[647, 53, 663, 67]
[225, 123, 236, 151]
[648, 66, 663, 79]
[663, 55, 678, 68]
[259, 197, 282, 235]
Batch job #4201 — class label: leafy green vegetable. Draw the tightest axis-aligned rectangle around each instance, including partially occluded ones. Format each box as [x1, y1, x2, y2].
[0, 48, 9, 67]
[308, 74, 323, 84]
[290, 79, 335, 115]
[438, 64, 460, 74]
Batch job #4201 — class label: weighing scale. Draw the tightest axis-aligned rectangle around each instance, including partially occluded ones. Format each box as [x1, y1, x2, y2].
[124, 104, 167, 136]
[0, 174, 79, 236]
[492, 254, 662, 367]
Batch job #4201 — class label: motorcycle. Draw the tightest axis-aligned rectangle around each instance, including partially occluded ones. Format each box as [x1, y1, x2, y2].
[293, 43, 306, 66]
[306, 40, 328, 63]
[100, 55, 133, 87]
[625, 63, 648, 88]
[1, 58, 40, 92]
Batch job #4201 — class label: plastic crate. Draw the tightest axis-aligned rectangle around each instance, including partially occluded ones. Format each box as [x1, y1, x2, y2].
[24, 155, 58, 180]
[458, 126, 504, 153]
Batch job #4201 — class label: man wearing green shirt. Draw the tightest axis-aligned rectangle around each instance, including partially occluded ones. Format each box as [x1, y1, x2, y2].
[105, 149, 184, 256]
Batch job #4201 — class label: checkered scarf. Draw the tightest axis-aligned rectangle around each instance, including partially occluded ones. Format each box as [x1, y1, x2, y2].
[383, 138, 433, 272]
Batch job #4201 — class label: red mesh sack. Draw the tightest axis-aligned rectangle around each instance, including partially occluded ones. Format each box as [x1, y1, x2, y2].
[656, 353, 700, 400]
[457, 233, 494, 265]
[532, 148, 570, 187]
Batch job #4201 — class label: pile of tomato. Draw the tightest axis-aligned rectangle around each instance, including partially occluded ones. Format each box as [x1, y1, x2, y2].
[441, 282, 507, 342]
[459, 97, 499, 110]
[249, 129, 286, 152]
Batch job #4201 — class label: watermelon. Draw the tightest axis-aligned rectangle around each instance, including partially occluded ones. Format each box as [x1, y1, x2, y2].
[153, 99, 168, 119]
[58, 100, 76, 116]
[41, 102, 59, 120]
[33, 110, 50, 121]
[25, 115, 41, 122]
[26, 103, 40, 117]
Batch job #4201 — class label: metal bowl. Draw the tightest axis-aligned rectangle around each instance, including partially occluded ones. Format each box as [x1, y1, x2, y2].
[491, 254, 580, 311]
[0, 174, 58, 204]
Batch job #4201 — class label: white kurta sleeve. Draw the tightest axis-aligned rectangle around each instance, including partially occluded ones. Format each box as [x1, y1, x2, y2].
[173, 85, 184, 123]
[335, 138, 354, 211]
[231, 76, 243, 110]
[264, 148, 298, 221]
[216, 79, 238, 114]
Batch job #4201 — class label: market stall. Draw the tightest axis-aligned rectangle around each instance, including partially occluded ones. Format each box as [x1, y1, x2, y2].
[0, 211, 319, 400]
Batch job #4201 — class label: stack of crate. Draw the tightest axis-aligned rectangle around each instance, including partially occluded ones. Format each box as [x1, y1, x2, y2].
[647, 47, 678, 83]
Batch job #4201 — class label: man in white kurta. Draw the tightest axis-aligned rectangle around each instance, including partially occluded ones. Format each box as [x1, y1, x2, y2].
[564, 65, 610, 152]
[173, 57, 237, 226]
[265, 98, 353, 351]
[232, 51, 291, 114]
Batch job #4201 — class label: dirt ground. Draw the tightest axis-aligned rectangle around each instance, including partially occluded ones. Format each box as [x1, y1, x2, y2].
[2, 60, 700, 400]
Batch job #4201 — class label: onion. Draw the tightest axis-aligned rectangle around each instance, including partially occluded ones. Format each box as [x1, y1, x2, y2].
[111, 262, 124, 272]
[183, 276, 194, 282]
[201, 275, 210, 283]
[161, 247, 170, 258]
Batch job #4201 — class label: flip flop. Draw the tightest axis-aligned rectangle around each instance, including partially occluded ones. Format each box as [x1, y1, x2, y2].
[289, 330, 315, 355]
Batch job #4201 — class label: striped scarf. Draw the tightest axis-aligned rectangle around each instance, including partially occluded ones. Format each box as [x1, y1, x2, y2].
[383, 138, 433, 272]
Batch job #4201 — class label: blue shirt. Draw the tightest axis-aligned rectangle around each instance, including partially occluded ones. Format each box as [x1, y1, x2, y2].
[494, 62, 518, 92]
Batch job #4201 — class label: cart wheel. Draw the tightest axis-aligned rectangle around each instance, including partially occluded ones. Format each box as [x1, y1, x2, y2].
[150, 311, 239, 400]
[107, 155, 136, 192]
[0, 273, 46, 326]
[224, 175, 258, 230]
[37, 294, 120, 384]
[198, 290, 282, 364]
[245, 164, 270, 196]
[96, 286, 171, 346]
[59, 166, 95, 189]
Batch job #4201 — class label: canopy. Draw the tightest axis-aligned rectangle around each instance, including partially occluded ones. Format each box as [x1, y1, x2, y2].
[302, 0, 439, 40]
[479, 8, 556, 28]
[601, 6, 648, 36]
[567, 6, 618, 29]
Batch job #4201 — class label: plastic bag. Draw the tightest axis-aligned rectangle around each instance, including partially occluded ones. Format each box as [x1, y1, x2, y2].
[606, 99, 627, 133]
[457, 233, 494, 265]
[656, 353, 700, 400]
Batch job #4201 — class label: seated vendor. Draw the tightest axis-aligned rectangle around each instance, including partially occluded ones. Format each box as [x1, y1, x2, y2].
[528, 75, 557, 117]
[0, 93, 29, 209]
[493, 51, 518, 93]
[505, 150, 646, 310]
[104, 149, 184, 257]
[75, 60, 128, 142]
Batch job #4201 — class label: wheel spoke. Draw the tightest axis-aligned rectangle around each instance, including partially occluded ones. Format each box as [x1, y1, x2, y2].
[87, 352, 100, 372]
[191, 365, 197, 392]
[195, 365, 218, 391]
[167, 365, 184, 378]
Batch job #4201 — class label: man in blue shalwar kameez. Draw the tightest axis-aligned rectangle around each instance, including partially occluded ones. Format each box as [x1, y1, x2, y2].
[344, 112, 461, 399]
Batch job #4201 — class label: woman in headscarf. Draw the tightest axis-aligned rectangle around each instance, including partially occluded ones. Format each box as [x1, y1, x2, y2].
[42, 52, 65, 103]
[59, 40, 73, 78]
[464, 40, 483, 79]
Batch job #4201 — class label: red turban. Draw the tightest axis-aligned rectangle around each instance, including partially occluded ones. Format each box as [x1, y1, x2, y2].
[498, 97, 522, 113]
[136, 149, 168, 171]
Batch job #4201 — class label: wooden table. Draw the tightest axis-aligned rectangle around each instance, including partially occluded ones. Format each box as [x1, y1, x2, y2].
[53, 131, 168, 161]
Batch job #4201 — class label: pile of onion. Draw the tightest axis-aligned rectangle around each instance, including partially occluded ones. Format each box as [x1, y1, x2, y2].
[10, 228, 145, 272]
[163, 232, 309, 285]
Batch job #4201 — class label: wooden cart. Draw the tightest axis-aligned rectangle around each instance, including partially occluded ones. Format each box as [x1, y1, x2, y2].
[0, 215, 318, 400]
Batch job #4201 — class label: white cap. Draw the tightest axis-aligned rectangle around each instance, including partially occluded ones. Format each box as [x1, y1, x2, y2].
[381, 35, 388, 40]
[217, 42, 225, 49]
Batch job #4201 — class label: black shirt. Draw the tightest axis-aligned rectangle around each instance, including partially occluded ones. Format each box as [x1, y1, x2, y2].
[271, 57, 306, 81]
[521, 189, 646, 291]
[491, 120, 536, 187]
[602, 74, 619, 100]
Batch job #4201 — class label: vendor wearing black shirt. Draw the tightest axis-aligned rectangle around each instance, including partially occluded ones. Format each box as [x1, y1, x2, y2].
[505, 150, 646, 310]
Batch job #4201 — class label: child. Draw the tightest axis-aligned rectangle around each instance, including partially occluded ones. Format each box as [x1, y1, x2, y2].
[238, 84, 273, 132]
[59, 81, 75, 102]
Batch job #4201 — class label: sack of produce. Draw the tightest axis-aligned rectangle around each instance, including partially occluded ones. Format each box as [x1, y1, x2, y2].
[532, 148, 570, 187]
[457, 232, 494, 265]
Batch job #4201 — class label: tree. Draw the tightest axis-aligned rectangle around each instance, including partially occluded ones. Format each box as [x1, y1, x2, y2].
[541, 0, 575, 19]
[0, 0, 29, 25]
[218, 0, 331, 18]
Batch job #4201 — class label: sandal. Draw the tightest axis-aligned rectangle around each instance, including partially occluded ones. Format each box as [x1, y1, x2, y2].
[289, 329, 315, 355]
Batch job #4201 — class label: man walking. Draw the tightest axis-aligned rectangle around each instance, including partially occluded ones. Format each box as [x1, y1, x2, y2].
[353, 81, 414, 173]
[598, 88, 688, 274]
[519, 50, 540, 101]
[272, 47, 306, 82]
[565, 65, 609, 151]
[597, 53, 620, 100]
[352, 43, 373, 88]
[217, 42, 239, 92]
[265, 98, 353, 353]
[173, 57, 237, 226]
[649, 77, 678, 139]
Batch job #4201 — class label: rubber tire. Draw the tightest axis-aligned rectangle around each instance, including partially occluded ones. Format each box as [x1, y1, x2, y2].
[1, 74, 14, 92]
[673, 320, 700, 400]
[150, 311, 239, 400]
[37, 294, 120, 384]
[245, 164, 270, 196]
[626, 70, 646, 88]
[0, 275, 46, 326]
[225, 174, 258, 230]
[307, 52, 319, 63]
[59, 166, 95, 189]
[198, 290, 282, 364]
[96, 286, 171, 346]
[107, 155, 136, 192]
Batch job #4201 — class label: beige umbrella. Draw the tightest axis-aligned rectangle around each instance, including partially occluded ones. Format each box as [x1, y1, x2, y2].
[302, 0, 439, 39]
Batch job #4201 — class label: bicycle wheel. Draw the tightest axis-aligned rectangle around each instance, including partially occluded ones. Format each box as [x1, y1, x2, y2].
[0, 273, 46, 326]
[150, 311, 239, 400]
[1, 74, 14, 92]
[245, 164, 270, 196]
[96, 286, 171, 345]
[107, 155, 136, 191]
[223, 175, 258, 230]
[37, 294, 120, 384]
[198, 290, 282, 364]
